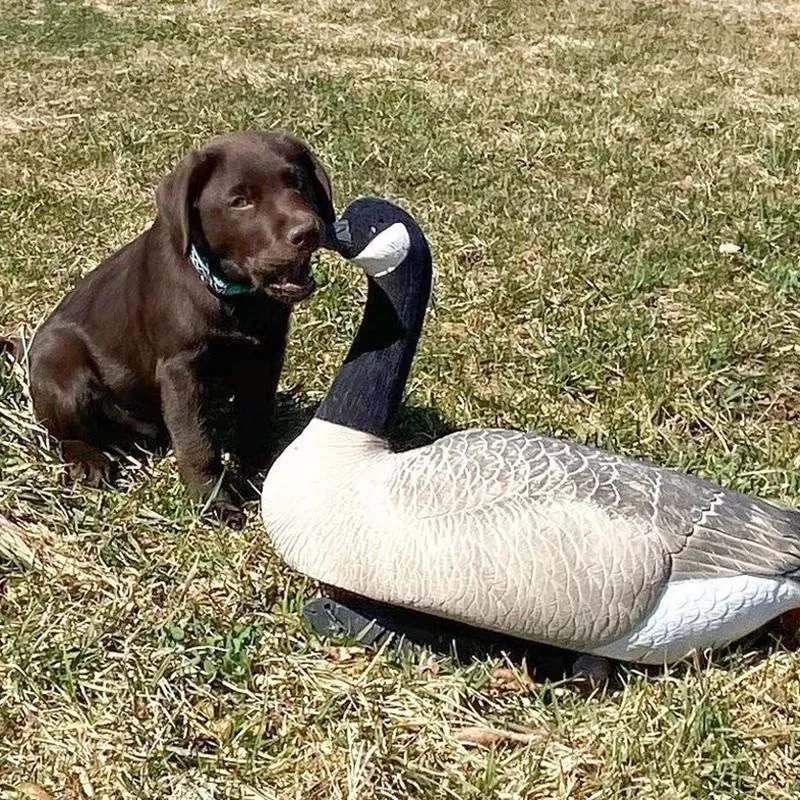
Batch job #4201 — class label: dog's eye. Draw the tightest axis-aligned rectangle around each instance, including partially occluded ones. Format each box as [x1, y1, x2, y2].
[230, 196, 252, 209]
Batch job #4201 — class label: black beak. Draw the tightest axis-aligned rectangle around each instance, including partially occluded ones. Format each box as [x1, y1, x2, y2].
[321, 219, 354, 257]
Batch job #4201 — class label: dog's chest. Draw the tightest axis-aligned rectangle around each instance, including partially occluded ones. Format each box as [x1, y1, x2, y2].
[210, 297, 291, 352]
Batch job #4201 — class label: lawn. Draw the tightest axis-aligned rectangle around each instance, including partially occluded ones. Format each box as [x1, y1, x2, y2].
[2, 0, 800, 797]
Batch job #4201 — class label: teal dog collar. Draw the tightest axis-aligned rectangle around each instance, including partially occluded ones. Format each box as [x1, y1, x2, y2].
[189, 244, 257, 298]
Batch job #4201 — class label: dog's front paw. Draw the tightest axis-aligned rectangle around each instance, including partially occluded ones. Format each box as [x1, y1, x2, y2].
[61, 440, 115, 488]
[205, 490, 247, 529]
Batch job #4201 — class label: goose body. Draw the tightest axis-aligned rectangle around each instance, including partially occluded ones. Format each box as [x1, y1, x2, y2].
[261, 197, 800, 665]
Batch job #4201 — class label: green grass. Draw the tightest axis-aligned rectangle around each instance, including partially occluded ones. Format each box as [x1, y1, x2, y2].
[2, 0, 800, 796]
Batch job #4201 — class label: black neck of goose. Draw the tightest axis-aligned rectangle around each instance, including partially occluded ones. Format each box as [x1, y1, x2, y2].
[315, 247, 432, 438]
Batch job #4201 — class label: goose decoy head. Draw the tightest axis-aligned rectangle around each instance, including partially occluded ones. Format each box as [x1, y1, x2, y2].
[312, 196, 433, 437]
[328, 197, 432, 283]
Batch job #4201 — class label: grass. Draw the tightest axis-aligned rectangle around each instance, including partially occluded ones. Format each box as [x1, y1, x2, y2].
[2, 0, 800, 796]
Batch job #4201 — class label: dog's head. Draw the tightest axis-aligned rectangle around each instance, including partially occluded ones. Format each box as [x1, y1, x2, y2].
[156, 130, 335, 303]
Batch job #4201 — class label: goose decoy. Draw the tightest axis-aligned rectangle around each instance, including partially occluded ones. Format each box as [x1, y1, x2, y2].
[261, 196, 800, 666]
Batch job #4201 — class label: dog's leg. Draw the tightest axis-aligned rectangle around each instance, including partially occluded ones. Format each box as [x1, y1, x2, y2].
[158, 355, 244, 528]
[230, 356, 282, 489]
[28, 329, 116, 487]
[60, 439, 116, 488]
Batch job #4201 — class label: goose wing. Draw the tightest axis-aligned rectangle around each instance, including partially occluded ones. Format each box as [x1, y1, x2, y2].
[376, 429, 800, 648]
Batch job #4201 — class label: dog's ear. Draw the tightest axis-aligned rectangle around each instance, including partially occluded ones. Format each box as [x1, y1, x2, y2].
[268, 130, 336, 224]
[156, 147, 218, 256]
[302, 148, 335, 224]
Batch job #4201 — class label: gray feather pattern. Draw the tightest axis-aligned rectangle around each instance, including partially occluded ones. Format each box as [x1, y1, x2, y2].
[381, 429, 800, 647]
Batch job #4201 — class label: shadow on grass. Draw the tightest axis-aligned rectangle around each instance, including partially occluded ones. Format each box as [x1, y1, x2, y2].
[303, 587, 800, 694]
[272, 389, 459, 451]
[303, 590, 581, 683]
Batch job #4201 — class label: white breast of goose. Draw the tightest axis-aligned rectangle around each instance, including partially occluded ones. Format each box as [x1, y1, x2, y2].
[262, 418, 395, 585]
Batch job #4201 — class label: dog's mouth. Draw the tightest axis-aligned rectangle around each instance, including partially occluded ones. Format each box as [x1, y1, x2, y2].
[262, 260, 316, 304]
[265, 274, 316, 303]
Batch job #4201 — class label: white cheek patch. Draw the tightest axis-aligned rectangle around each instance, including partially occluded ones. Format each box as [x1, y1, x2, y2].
[351, 222, 411, 278]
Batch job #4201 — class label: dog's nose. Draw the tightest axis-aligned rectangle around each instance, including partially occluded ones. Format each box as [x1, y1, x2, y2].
[286, 219, 319, 249]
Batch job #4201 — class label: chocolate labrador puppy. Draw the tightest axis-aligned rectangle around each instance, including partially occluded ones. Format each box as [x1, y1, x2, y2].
[28, 130, 335, 525]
